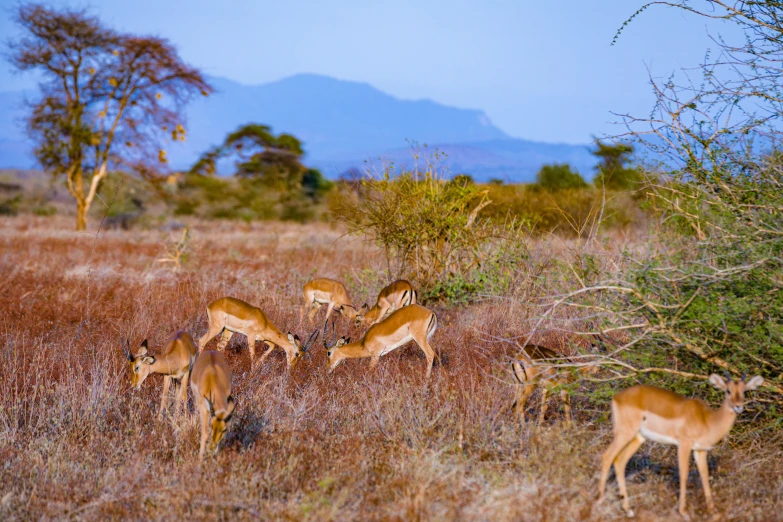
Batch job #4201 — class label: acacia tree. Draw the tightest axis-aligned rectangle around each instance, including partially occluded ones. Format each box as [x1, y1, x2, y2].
[8, 4, 212, 230]
[191, 124, 308, 190]
[554, 2, 783, 400]
[591, 141, 642, 190]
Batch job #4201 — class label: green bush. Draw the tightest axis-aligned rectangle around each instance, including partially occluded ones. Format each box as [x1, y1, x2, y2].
[330, 158, 526, 302]
[535, 163, 587, 191]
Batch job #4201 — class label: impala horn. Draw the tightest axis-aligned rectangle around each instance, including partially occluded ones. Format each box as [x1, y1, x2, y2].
[323, 319, 338, 350]
[723, 369, 732, 382]
[301, 328, 319, 353]
[741, 372, 747, 382]
[122, 339, 133, 361]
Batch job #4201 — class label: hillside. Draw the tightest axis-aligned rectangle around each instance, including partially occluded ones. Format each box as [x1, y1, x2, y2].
[0, 74, 598, 182]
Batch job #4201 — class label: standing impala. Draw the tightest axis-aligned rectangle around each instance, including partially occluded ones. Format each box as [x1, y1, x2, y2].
[597, 372, 764, 520]
[323, 303, 438, 378]
[122, 331, 197, 417]
[511, 344, 598, 425]
[199, 297, 318, 370]
[300, 278, 362, 325]
[356, 279, 417, 327]
[190, 350, 235, 459]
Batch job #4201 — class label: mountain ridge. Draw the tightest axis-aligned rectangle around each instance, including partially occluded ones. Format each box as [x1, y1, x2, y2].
[0, 73, 598, 182]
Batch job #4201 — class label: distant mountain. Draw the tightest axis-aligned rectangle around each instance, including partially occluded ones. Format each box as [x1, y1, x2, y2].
[0, 74, 598, 182]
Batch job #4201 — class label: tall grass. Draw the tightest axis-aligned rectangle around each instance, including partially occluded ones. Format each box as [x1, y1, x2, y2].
[0, 215, 779, 520]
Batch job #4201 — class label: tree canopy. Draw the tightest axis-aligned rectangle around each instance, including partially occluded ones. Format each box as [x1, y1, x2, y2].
[8, 3, 212, 230]
[190, 123, 310, 190]
[535, 163, 587, 191]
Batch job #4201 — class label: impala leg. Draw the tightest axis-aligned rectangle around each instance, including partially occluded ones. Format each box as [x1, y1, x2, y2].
[417, 338, 436, 379]
[216, 329, 233, 351]
[561, 389, 572, 425]
[198, 323, 224, 350]
[614, 433, 645, 517]
[246, 333, 257, 364]
[158, 376, 172, 419]
[677, 442, 693, 520]
[323, 302, 337, 324]
[257, 341, 275, 364]
[177, 371, 189, 416]
[538, 387, 549, 425]
[598, 430, 636, 504]
[306, 302, 321, 323]
[376, 302, 391, 324]
[198, 401, 209, 460]
[694, 450, 715, 515]
[513, 384, 536, 423]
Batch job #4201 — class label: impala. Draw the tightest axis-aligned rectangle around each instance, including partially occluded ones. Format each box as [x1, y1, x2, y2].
[511, 343, 598, 425]
[300, 278, 362, 325]
[199, 297, 318, 369]
[122, 330, 197, 417]
[190, 350, 236, 459]
[356, 279, 417, 326]
[323, 303, 438, 378]
[597, 372, 764, 520]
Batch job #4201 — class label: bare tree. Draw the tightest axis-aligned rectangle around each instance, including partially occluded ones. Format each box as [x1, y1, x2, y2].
[543, 2, 783, 398]
[8, 4, 212, 230]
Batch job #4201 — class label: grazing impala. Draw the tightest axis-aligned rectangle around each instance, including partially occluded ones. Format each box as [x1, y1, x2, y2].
[356, 279, 417, 327]
[511, 344, 598, 425]
[122, 331, 197, 417]
[300, 278, 362, 326]
[199, 297, 318, 370]
[190, 350, 235, 459]
[323, 303, 438, 378]
[597, 372, 764, 520]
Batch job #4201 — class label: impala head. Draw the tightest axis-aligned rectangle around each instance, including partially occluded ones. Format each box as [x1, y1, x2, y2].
[322, 320, 350, 371]
[205, 395, 236, 452]
[352, 303, 371, 326]
[709, 372, 764, 414]
[123, 339, 156, 389]
[286, 329, 319, 367]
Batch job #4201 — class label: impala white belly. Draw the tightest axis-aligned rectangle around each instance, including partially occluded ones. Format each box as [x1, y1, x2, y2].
[311, 290, 332, 304]
[639, 424, 679, 446]
[380, 334, 414, 357]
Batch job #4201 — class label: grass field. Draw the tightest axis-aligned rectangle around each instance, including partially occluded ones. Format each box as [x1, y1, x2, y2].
[1, 216, 780, 521]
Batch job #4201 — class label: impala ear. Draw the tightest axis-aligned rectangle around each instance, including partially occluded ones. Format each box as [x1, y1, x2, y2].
[141, 355, 155, 365]
[287, 332, 296, 344]
[141, 339, 148, 350]
[224, 396, 236, 422]
[744, 375, 764, 391]
[709, 373, 728, 391]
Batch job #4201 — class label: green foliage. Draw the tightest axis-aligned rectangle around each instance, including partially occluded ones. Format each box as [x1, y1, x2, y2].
[330, 156, 526, 301]
[171, 171, 329, 223]
[0, 195, 22, 215]
[592, 140, 643, 191]
[450, 174, 475, 186]
[482, 184, 643, 236]
[32, 204, 56, 216]
[535, 163, 587, 191]
[191, 123, 309, 190]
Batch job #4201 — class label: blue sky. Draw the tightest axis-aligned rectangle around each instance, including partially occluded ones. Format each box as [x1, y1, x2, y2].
[0, 0, 734, 144]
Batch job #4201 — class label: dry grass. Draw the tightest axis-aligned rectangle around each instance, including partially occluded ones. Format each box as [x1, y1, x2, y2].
[0, 215, 780, 521]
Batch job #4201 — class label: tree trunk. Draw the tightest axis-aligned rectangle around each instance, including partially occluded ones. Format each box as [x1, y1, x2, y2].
[76, 198, 87, 231]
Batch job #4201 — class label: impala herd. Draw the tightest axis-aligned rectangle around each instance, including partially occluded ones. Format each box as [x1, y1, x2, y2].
[122, 276, 764, 520]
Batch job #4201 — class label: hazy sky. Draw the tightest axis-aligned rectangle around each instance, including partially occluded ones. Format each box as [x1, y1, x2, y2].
[0, 0, 734, 144]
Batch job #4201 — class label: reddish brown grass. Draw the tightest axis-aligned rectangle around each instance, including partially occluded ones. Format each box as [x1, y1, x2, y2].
[0, 216, 780, 521]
